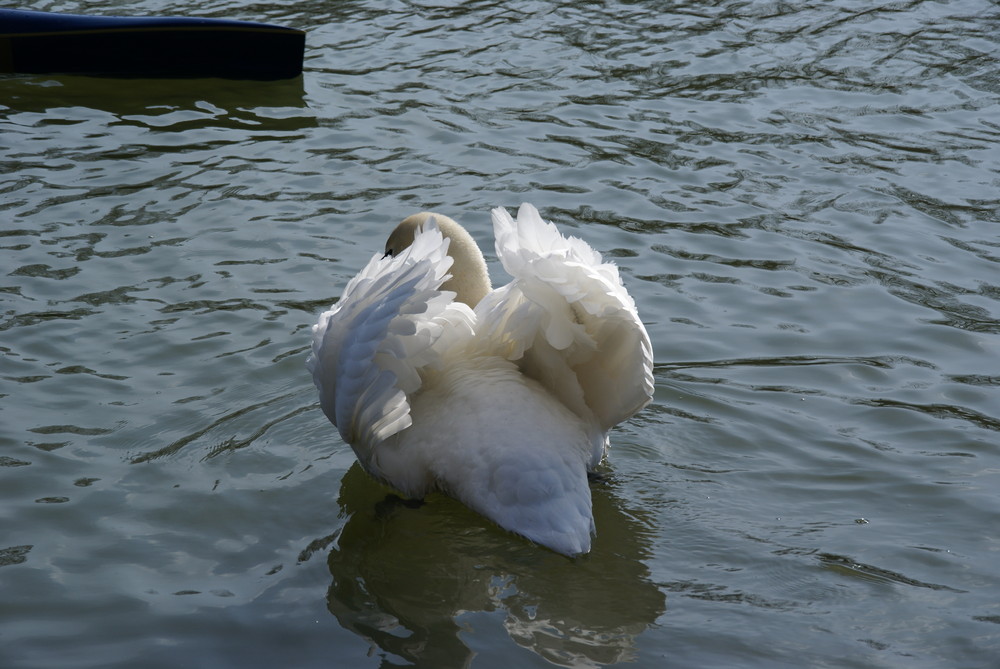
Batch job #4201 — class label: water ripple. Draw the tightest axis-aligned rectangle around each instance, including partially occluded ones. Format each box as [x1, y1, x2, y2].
[2, 0, 999, 667]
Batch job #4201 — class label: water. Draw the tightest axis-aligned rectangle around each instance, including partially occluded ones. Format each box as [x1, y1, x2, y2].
[2, 0, 999, 667]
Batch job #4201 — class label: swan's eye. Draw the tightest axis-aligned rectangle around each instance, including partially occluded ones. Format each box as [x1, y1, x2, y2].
[383, 248, 394, 258]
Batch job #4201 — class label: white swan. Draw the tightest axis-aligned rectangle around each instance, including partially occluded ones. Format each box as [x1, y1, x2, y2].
[307, 203, 654, 556]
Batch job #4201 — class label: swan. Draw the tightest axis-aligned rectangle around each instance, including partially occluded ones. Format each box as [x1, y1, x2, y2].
[307, 203, 654, 556]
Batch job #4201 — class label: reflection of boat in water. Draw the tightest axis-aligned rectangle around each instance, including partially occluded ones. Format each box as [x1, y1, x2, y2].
[325, 464, 666, 667]
[0, 9, 304, 80]
[0, 72, 307, 117]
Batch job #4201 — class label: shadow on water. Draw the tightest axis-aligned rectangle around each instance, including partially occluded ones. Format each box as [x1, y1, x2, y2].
[0, 72, 307, 115]
[321, 464, 665, 667]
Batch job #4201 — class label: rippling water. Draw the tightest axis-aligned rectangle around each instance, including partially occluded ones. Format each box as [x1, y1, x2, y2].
[2, 0, 999, 667]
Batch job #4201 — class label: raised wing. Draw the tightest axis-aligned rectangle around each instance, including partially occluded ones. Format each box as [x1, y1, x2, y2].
[306, 221, 475, 462]
[477, 203, 654, 462]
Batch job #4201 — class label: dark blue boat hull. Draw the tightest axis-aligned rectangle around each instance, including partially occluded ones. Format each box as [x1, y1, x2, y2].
[0, 9, 304, 80]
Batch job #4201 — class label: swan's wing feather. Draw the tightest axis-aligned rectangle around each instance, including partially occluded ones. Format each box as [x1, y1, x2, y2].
[307, 222, 474, 458]
[480, 203, 654, 448]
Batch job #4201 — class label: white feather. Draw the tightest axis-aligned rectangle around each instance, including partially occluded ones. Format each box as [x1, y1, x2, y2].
[307, 221, 475, 458]
[481, 203, 654, 462]
[308, 205, 653, 556]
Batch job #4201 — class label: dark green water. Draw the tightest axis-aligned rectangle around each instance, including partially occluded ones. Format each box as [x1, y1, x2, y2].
[2, 1, 998, 667]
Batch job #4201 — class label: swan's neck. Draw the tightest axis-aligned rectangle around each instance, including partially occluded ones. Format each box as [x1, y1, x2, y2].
[394, 213, 492, 307]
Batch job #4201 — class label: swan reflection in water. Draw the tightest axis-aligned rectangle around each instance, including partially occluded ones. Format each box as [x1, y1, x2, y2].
[324, 463, 665, 667]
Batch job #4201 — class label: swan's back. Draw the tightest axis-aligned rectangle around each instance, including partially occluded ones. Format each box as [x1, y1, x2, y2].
[384, 354, 596, 556]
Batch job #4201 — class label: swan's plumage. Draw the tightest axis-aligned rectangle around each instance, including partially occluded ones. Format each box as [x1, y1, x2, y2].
[308, 203, 653, 556]
[480, 204, 656, 463]
[307, 225, 475, 456]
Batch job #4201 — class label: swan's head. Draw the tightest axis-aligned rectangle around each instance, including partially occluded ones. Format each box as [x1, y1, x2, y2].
[387, 212, 492, 308]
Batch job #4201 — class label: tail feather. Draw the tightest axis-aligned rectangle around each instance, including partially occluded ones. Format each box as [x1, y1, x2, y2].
[451, 431, 595, 557]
